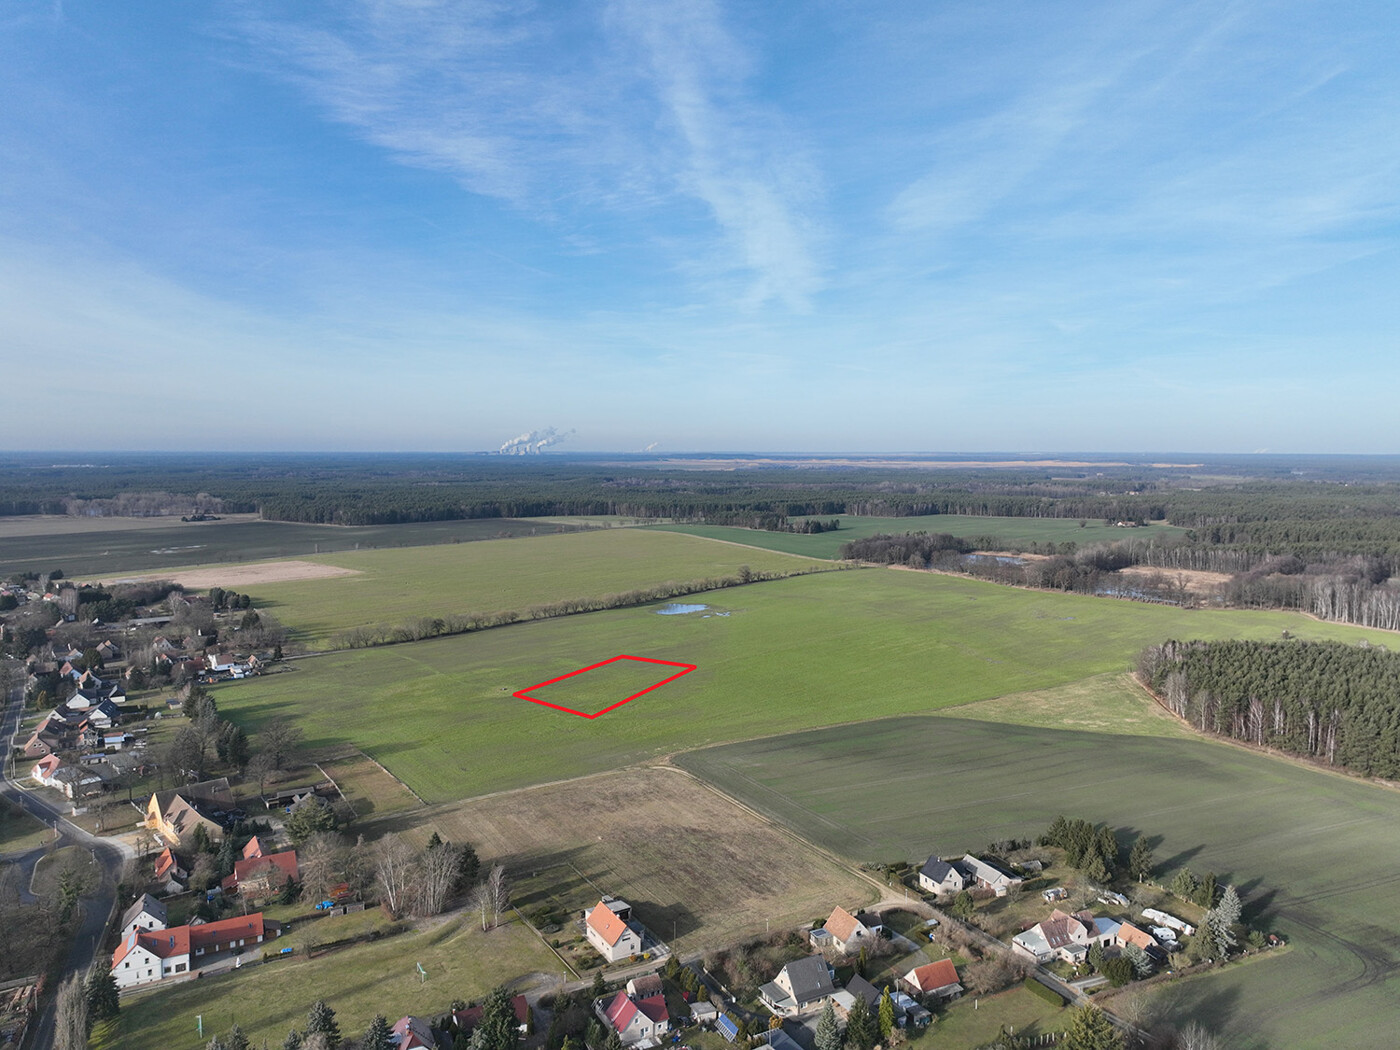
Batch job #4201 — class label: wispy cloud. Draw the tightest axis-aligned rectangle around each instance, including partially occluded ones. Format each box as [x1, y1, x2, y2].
[229, 0, 823, 309]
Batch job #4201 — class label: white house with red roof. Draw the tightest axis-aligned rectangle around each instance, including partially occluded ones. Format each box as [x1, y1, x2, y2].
[585, 898, 644, 963]
[112, 913, 270, 991]
[597, 990, 670, 1046]
[814, 906, 882, 955]
[391, 1016, 446, 1050]
[901, 959, 963, 1000]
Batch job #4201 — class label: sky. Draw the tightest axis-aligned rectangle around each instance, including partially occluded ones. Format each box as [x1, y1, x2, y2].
[1, 0, 1397, 453]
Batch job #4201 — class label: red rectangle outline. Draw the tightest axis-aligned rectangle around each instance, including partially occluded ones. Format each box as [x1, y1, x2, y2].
[514, 654, 697, 719]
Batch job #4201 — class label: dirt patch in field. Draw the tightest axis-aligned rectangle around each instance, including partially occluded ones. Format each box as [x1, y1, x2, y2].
[103, 560, 361, 589]
[382, 767, 874, 950]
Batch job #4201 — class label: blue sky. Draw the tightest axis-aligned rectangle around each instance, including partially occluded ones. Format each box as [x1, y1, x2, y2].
[2, 0, 1397, 453]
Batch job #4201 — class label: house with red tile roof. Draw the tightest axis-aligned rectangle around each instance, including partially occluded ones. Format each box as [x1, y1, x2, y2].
[391, 1016, 447, 1050]
[901, 959, 963, 1000]
[221, 850, 299, 898]
[814, 906, 882, 955]
[451, 995, 531, 1038]
[585, 898, 644, 962]
[111, 913, 270, 991]
[597, 990, 669, 1046]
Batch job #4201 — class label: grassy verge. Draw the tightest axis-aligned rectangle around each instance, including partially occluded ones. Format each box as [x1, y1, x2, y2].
[0, 795, 51, 854]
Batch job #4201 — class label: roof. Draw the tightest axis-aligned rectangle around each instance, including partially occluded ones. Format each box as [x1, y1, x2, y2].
[906, 959, 959, 993]
[452, 995, 530, 1032]
[716, 1016, 740, 1042]
[243, 836, 265, 859]
[627, 975, 664, 998]
[392, 1016, 441, 1050]
[768, 1031, 804, 1050]
[779, 956, 836, 1004]
[1116, 921, 1158, 951]
[824, 906, 863, 943]
[229, 850, 299, 889]
[919, 856, 956, 882]
[122, 894, 167, 931]
[113, 925, 190, 968]
[844, 975, 883, 1009]
[961, 854, 1018, 885]
[188, 913, 265, 953]
[587, 901, 630, 947]
[154, 847, 186, 879]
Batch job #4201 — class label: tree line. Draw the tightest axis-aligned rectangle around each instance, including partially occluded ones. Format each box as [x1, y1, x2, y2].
[1138, 639, 1400, 777]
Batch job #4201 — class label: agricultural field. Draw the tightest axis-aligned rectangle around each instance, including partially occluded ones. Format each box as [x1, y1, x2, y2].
[232, 528, 819, 647]
[93, 914, 564, 1050]
[316, 751, 423, 818]
[0, 515, 576, 579]
[650, 514, 1187, 560]
[211, 566, 1391, 803]
[674, 710, 1400, 1050]
[375, 767, 875, 954]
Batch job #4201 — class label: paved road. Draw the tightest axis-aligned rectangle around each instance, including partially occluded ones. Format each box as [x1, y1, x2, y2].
[3, 684, 134, 1050]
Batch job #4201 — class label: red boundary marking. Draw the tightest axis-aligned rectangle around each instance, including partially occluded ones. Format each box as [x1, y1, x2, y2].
[514, 654, 697, 719]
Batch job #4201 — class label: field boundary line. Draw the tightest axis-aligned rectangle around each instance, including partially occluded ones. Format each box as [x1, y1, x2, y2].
[510, 905, 580, 980]
[360, 752, 427, 807]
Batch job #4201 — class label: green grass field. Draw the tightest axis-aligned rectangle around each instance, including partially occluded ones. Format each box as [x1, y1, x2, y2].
[0, 517, 583, 579]
[246, 529, 818, 646]
[650, 514, 1187, 559]
[213, 567, 1390, 804]
[0, 795, 51, 855]
[674, 712, 1400, 1050]
[95, 916, 563, 1050]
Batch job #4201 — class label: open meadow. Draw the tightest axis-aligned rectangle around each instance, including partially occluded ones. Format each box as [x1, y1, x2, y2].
[374, 767, 876, 953]
[651, 514, 1187, 559]
[238, 529, 818, 647]
[675, 709, 1400, 1050]
[212, 566, 1391, 803]
[0, 516, 577, 579]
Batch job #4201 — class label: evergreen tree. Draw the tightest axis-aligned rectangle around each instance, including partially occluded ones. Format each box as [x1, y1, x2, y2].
[476, 986, 520, 1050]
[1127, 839, 1154, 882]
[951, 891, 975, 919]
[85, 957, 121, 1021]
[283, 1030, 302, 1050]
[586, 1020, 605, 1050]
[844, 995, 876, 1050]
[856, 945, 867, 978]
[602, 1030, 622, 1050]
[1196, 872, 1218, 909]
[1061, 1005, 1124, 1050]
[592, 971, 607, 999]
[877, 989, 896, 1041]
[227, 1025, 250, 1050]
[1170, 868, 1198, 901]
[814, 1001, 841, 1050]
[363, 1016, 393, 1050]
[1206, 885, 1241, 957]
[306, 1001, 340, 1046]
[208, 1039, 228, 1050]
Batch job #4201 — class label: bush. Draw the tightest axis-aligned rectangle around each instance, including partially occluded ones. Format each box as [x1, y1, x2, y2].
[1103, 957, 1134, 987]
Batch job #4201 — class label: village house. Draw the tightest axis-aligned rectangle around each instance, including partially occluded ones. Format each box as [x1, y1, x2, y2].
[30, 754, 61, 786]
[121, 894, 168, 938]
[221, 849, 299, 898]
[112, 913, 270, 991]
[1012, 909, 1118, 965]
[759, 956, 838, 1017]
[145, 777, 236, 847]
[451, 995, 531, 1039]
[154, 847, 189, 893]
[584, 898, 645, 963]
[391, 1016, 448, 1050]
[959, 854, 1023, 897]
[597, 989, 670, 1047]
[901, 960, 963, 1001]
[917, 856, 967, 897]
[811, 905, 882, 955]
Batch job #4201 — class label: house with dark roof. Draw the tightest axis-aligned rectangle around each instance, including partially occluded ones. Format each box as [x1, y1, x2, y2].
[121, 894, 167, 938]
[959, 854, 1023, 897]
[598, 989, 670, 1046]
[585, 898, 644, 962]
[145, 778, 234, 847]
[759, 956, 837, 1017]
[844, 974, 883, 1011]
[917, 856, 967, 897]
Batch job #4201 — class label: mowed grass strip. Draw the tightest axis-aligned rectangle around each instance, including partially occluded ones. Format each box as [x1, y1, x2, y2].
[96, 916, 563, 1050]
[651, 514, 1187, 559]
[675, 714, 1400, 1050]
[212, 567, 1393, 803]
[247, 529, 817, 646]
[374, 767, 877, 951]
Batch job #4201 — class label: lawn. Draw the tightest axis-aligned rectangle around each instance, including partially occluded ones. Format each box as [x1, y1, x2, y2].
[95, 915, 564, 1050]
[369, 767, 876, 955]
[650, 514, 1187, 560]
[213, 566, 1393, 802]
[0, 795, 51, 855]
[243, 528, 819, 647]
[0, 516, 574, 579]
[316, 751, 423, 818]
[675, 714, 1400, 1050]
[910, 984, 1068, 1048]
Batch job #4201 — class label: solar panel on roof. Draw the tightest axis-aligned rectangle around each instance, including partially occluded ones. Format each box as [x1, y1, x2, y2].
[716, 1016, 739, 1042]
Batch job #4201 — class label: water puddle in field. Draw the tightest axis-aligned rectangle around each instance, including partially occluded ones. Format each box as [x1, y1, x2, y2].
[656, 603, 709, 615]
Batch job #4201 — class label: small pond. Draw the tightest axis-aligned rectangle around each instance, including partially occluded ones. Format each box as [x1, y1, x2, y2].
[656, 603, 709, 615]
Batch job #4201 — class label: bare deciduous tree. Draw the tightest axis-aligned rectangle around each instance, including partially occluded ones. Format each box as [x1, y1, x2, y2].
[299, 833, 344, 904]
[414, 843, 462, 917]
[487, 864, 509, 927]
[374, 836, 417, 918]
[54, 974, 89, 1050]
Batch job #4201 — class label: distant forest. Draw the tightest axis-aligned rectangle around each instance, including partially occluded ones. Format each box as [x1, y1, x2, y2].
[1138, 640, 1400, 779]
[5, 452, 1400, 628]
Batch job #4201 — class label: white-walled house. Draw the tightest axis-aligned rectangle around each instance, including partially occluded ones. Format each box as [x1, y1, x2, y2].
[585, 899, 644, 963]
